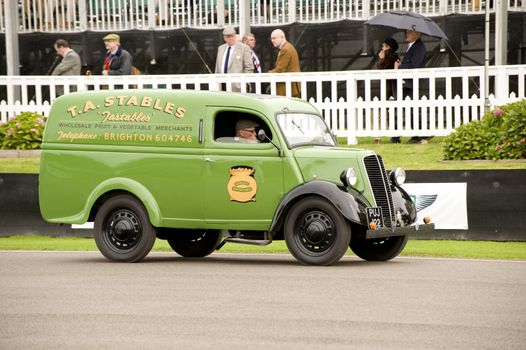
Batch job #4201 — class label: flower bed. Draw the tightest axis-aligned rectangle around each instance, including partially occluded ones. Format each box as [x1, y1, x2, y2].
[0, 112, 46, 150]
[444, 100, 526, 160]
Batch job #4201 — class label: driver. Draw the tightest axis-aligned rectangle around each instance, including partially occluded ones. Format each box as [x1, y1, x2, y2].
[235, 120, 259, 143]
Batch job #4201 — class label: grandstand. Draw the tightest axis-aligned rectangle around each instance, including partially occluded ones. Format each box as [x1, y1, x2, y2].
[1, 1, 525, 75]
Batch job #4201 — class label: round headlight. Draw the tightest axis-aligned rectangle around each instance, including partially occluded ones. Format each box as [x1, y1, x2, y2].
[340, 168, 358, 187]
[389, 168, 406, 186]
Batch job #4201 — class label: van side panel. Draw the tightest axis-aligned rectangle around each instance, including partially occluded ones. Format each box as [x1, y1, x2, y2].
[40, 90, 205, 227]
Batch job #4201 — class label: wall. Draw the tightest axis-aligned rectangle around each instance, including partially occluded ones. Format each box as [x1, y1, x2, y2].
[408, 170, 526, 240]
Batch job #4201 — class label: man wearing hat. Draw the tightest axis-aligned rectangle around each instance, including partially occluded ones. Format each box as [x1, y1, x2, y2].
[214, 26, 254, 92]
[235, 119, 259, 143]
[102, 33, 132, 76]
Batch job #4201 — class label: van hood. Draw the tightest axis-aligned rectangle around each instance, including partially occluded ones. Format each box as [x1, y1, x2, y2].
[292, 147, 374, 192]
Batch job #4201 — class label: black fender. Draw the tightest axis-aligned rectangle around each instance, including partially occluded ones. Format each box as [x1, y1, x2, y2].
[268, 180, 371, 235]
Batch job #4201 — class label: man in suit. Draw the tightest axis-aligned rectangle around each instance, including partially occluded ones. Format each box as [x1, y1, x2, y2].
[52, 39, 81, 95]
[215, 26, 254, 92]
[268, 29, 301, 98]
[242, 33, 261, 74]
[393, 29, 427, 144]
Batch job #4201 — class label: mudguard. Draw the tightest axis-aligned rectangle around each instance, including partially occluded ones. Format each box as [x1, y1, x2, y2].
[86, 178, 162, 226]
[268, 180, 372, 235]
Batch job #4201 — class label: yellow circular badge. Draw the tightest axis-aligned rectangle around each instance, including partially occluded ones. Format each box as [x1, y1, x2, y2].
[228, 167, 257, 202]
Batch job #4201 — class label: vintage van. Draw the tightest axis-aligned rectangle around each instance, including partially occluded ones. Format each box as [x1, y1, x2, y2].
[39, 90, 433, 265]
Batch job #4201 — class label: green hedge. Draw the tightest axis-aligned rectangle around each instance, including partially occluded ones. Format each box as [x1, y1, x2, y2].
[444, 100, 526, 160]
[0, 112, 46, 150]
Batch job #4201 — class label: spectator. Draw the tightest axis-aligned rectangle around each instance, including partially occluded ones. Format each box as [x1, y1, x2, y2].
[52, 39, 81, 76]
[268, 29, 301, 98]
[376, 37, 399, 99]
[243, 33, 262, 73]
[394, 29, 427, 144]
[51, 39, 81, 95]
[374, 37, 399, 144]
[214, 26, 254, 92]
[243, 33, 261, 93]
[102, 33, 132, 76]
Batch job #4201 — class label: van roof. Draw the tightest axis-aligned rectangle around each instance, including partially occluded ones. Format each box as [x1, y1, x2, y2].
[51, 90, 319, 116]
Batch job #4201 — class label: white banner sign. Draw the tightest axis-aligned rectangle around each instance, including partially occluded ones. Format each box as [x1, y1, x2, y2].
[402, 183, 468, 230]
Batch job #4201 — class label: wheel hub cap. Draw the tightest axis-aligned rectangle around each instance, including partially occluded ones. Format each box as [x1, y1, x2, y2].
[305, 220, 327, 245]
[104, 210, 141, 250]
[298, 211, 335, 252]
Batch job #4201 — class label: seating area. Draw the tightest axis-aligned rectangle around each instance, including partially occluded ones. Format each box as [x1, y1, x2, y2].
[2, 0, 525, 33]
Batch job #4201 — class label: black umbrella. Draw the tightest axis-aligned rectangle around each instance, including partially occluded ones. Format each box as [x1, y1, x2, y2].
[365, 10, 448, 40]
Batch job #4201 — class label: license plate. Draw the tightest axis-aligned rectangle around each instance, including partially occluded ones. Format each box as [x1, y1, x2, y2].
[366, 207, 384, 228]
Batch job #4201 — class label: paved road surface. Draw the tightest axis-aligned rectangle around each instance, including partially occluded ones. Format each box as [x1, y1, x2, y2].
[0, 251, 525, 349]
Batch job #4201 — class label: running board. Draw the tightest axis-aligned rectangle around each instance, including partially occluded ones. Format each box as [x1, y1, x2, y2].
[216, 237, 272, 250]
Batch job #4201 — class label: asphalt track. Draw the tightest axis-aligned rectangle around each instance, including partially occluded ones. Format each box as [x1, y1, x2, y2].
[0, 251, 525, 350]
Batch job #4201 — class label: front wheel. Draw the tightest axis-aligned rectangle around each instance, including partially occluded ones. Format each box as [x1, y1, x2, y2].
[350, 235, 408, 261]
[94, 194, 156, 262]
[167, 230, 222, 257]
[284, 197, 351, 265]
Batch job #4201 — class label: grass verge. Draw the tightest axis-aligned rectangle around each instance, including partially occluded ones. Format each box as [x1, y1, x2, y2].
[345, 137, 526, 170]
[1, 236, 525, 260]
[0, 158, 40, 173]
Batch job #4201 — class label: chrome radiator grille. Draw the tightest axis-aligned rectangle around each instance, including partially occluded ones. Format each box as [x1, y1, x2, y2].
[363, 155, 395, 228]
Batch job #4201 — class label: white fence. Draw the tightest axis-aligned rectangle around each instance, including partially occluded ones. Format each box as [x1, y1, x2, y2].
[2, 0, 525, 33]
[0, 65, 524, 144]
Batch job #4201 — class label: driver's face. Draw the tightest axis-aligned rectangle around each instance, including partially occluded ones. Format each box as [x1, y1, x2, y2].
[239, 127, 257, 141]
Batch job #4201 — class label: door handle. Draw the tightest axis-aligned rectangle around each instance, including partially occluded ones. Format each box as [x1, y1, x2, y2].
[205, 158, 216, 163]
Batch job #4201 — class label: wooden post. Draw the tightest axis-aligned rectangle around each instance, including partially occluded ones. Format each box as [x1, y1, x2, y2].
[239, 0, 250, 37]
[217, 0, 225, 27]
[495, 0, 508, 66]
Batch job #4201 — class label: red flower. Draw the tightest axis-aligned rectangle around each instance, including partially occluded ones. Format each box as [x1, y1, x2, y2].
[495, 145, 502, 151]
[520, 138, 526, 143]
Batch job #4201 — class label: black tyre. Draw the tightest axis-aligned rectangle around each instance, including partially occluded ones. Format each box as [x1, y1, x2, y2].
[167, 230, 222, 257]
[350, 235, 408, 261]
[284, 197, 351, 265]
[94, 194, 156, 262]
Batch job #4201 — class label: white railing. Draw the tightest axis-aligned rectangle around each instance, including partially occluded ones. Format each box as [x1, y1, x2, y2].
[3, 1, 525, 33]
[0, 65, 524, 144]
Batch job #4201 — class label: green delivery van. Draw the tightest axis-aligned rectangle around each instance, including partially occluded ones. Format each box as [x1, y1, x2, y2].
[39, 90, 433, 265]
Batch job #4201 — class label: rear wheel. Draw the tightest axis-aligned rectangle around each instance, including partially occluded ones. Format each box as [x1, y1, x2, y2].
[167, 230, 222, 257]
[350, 235, 408, 261]
[94, 194, 156, 262]
[284, 197, 351, 265]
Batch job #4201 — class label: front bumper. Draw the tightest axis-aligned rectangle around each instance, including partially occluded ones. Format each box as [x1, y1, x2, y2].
[366, 223, 435, 240]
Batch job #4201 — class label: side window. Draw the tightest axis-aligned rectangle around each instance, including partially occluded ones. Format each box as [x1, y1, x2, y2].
[214, 111, 273, 144]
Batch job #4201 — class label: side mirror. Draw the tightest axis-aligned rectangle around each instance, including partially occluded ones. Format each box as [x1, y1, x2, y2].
[257, 129, 267, 142]
[257, 128, 281, 155]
